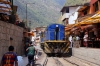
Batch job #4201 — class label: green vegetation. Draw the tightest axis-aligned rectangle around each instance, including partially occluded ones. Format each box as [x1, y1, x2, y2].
[64, 0, 90, 6]
[14, 0, 90, 28]
[14, 0, 66, 28]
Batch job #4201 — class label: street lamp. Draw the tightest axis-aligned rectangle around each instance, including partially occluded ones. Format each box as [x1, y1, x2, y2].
[26, 3, 35, 27]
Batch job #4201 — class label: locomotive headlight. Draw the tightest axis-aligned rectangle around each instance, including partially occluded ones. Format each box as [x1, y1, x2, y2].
[56, 25, 58, 27]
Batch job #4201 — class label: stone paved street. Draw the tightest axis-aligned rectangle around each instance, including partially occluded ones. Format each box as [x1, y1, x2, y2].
[17, 51, 47, 66]
[17, 56, 28, 66]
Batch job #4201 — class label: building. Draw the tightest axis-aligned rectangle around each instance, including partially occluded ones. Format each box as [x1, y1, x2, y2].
[60, 0, 100, 65]
[60, 0, 90, 26]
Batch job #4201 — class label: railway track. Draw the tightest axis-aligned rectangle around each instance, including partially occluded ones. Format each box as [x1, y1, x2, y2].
[45, 57, 77, 66]
[43, 56, 99, 66]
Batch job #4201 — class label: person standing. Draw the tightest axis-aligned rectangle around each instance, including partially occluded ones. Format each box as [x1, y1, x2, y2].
[76, 35, 80, 48]
[83, 32, 88, 47]
[69, 35, 73, 48]
[55, 25, 59, 40]
[72, 36, 76, 47]
[0, 46, 18, 66]
[24, 36, 30, 56]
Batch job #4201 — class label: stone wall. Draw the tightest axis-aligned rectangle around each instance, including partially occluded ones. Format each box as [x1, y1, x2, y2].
[0, 21, 24, 60]
[72, 47, 100, 65]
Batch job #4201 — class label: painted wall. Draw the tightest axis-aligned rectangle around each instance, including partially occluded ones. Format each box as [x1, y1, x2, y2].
[90, 0, 98, 13]
[68, 12, 78, 24]
[61, 13, 70, 21]
[65, 6, 79, 24]
[61, 6, 79, 24]
[69, 6, 79, 14]
[90, 0, 97, 5]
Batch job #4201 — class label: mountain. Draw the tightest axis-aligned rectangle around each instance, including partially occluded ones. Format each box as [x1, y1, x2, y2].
[64, 0, 90, 6]
[14, 0, 66, 28]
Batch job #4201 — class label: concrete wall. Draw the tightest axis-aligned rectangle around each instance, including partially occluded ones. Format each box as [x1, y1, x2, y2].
[72, 47, 100, 65]
[69, 6, 79, 14]
[68, 12, 78, 24]
[61, 13, 70, 21]
[0, 21, 24, 60]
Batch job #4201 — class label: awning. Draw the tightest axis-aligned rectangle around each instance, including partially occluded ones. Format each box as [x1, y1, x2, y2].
[0, 0, 12, 14]
[74, 11, 100, 27]
[65, 24, 74, 31]
[79, 25, 94, 30]
[71, 27, 79, 31]
[28, 32, 34, 36]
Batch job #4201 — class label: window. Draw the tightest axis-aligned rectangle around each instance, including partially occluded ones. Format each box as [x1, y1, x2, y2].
[66, 7, 69, 13]
[82, 7, 89, 15]
[83, 11, 87, 15]
[93, 1, 98, 12]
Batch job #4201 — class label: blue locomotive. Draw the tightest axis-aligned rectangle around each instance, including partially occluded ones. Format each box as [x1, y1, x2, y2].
[40, 23, 70, 56]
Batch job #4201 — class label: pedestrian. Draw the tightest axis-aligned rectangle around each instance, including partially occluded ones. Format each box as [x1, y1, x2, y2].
[26, 41, 37, 66]
[69, 35, 73, 48]
[24, 36, 30, 57]
[0, 45, 18, 66]
[76, 35, 80, 48]
[24, 42, 30, 57]
[72, 36, 76, 47]
[55, 25, 59, 40]
[83, 32, 88, 47]
[33, 42, 40, 59]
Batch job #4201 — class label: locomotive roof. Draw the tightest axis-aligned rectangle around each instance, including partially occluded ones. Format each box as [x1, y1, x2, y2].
[46, 23, 65, 31]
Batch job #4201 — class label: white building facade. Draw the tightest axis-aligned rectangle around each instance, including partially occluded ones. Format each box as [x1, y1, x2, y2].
[61, 6, 82, 25]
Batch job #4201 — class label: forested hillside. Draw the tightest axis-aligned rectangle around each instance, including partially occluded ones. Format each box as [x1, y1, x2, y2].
[65, 0, 90, 6]
[14, 0, 66, 28]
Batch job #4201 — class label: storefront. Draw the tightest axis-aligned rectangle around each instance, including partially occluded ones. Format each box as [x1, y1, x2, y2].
[70, 11, 100, 48]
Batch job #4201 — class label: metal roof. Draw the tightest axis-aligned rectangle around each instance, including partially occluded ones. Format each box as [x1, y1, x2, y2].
[0, 0, 11, 14]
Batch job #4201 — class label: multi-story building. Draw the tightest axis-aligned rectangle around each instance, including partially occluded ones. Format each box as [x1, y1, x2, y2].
[60, 0, 90, 26]
[60, 0, 100, 65]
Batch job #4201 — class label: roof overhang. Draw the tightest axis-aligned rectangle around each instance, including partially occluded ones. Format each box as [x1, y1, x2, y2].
[60, 7, 67, 12]
[74, 11, 100, 27]
[78, 6, 89, 12]
[0, 0, 11, 5]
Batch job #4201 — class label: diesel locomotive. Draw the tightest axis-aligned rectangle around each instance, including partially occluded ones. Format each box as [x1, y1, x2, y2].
[40, 23, 70, 56]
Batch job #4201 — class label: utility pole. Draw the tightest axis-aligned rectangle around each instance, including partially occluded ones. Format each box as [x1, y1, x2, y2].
[9, 0, 16, 24]
[26, 4, 28, 27]
[11, 0, 14, 15]
[26, 3, 35, 27]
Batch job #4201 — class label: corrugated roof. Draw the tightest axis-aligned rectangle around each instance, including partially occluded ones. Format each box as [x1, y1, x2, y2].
[0, 0, 12, 14]
[74, 11, 100, 27]
[76, 13, 95, 22]
[0, 0, 20, 21]
[64, 0, 90, 7]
